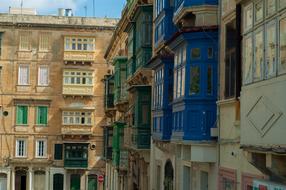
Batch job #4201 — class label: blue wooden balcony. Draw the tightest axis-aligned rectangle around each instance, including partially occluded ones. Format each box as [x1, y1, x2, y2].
[168, 31, 218, 142]
[174, 0, 218, 12]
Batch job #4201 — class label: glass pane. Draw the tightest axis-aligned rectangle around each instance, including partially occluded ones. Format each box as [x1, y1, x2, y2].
[255, 1, 263, 22]
[280, 0, 286, 9]
[280, 18, 286, 73]
[208, 48, 213, 59]
[244, 36, 253, 84]
[254, 29, 263, 80]
[244, 4, 253, 31]
[266, 23, 276, 77]
[191, 48, 201, 59]
[207, 65, 212, 95]
[190, 66, 200, 95]
[267, 0, 276, 16]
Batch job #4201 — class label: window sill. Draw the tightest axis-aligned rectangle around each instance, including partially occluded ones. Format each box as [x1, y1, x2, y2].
[15, 156, 27, 159]
[35, 157, 47, 159]
[34, 125, 48, 127]
[15, 124, 29, 127]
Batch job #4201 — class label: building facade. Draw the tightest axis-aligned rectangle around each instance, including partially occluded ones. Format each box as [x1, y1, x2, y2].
[149, 0, 219, 189]
[218, 0, 264, 189]
[0, 13, 117, 190]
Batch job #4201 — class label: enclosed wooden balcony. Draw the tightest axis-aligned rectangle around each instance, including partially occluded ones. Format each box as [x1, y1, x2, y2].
[64, 143, 88, 168]
[124, 127, 150, 150]
[63, 36, 96, 64]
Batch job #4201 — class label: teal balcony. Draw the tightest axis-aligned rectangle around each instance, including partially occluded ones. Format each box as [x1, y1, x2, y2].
[112, 122, 125, 167]
[124, 127, 151, 149]
[113, 57, 128, 105]
[64, 143, 88, 168]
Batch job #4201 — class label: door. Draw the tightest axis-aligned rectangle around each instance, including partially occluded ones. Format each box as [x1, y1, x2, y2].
[70, 174, 80, 190]
[34, 171, 45, 190]
[88, 175, 97, 190]
[53, 174, 64, 190]
[15, 170, 27, 190]
[0, 173, 7, 190]
[200, 171, 208, 190]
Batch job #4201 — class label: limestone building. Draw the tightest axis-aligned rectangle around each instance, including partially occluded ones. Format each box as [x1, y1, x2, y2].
[0, 13, 117, 190]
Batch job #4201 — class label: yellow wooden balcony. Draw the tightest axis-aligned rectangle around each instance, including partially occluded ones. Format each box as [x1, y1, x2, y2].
[63, 51, 96, 63]
[61, 125, 92, 135]
[62, 85, 93, 96]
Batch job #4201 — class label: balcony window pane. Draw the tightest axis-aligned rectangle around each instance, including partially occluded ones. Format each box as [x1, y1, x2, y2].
[207, 65, 212, 95]
[208, 48, 213, 59]
[280, 0, 286, 9]
[280, 18, 286, 73]
[190, 66, 200, 95]
[255, 1, 263, 23]
[254, 29, 264, 81]
[244, 35, 253, 84]
[72, 39, 76, 50]
[244, 4, 253, 32]
[266, 23, 277, 77]
[267, 0, 276, 16]
[191, 48, 201, 59]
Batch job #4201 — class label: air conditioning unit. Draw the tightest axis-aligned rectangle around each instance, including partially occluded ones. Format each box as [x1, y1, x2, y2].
[210, 128, 218, 137]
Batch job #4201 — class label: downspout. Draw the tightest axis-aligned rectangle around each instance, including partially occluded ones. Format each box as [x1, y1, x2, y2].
[217, 0, 222, 171]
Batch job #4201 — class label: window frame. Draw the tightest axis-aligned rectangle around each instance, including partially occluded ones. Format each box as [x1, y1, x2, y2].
[36, 106, 48, 126]
[253, 27, 264, 82]
[173, 46, 186, 100]
[35, 139, 47, 158]
[16, 105, 28, 125]
[19, 31, 31, 51]
[279, 14, 286, 74]
[64, 37, 95, 51]
[62, 111, 93, 125]
[18, 64, 30, 85]
[265, 20, 277, 78]
[15, 138, 27, 158]
[38, 65, 49, 86]
[63, 70, 93, 86]
[244, 3, 254, 33]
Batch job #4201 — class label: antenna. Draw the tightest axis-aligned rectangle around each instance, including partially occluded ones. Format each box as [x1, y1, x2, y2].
[93, 0, 95, 17]
[84, 5, 87, 17]
[20, 0, 23, 15]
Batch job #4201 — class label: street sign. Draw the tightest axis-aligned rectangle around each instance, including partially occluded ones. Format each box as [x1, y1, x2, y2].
[98, 175, 104, 183]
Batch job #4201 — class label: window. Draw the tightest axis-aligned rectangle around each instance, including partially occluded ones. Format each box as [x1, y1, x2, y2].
[254, 1, 263, 23]
[266, 0, 276, 16]
[64, 37, 95, 51]
[35, 139, 47, 158]
[280, 0, 286, 9]
[174, 47, 186, 99]
[280, 17, 286, 73]
[36, 106, 48, 125]
[191, 48, 201, 59]
[153, 67, 164, 109]
[39, 32, 51, 51]
[222, 177, 235, 190]
[18, 65, 29, 85]
[190, 66, 200, 95]
[266, 22, 276, 77]
[65, 144, 88, 159]
[62, 111, 92, 125]
[63, 70, 93, 86]
[243, 35, 253, 84]
[16, 105, 28, 125]
[54, 144, 63, 160]
[19, 31, 31, 50]
[253, 29, 264, 81]
[38, 66, 49, 86]
[16, 139, 27, 157]
[207, 65, 212, 95]
[208, 48, 213, 59]
[244, 3, 253, 32]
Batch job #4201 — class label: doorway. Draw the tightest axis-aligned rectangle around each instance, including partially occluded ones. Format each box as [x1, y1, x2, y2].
[88, 175, 97, 190]
[164, 160, 174, 190]
[15, 169, 27, 190]
[0, 173, 7, 190]
[70, 174, 81, 190]
[53, 174, 64, 190]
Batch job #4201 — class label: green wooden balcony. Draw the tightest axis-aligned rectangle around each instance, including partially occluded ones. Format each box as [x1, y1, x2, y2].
[103, 127, 113, 160]
[64, 143, 88, 168]
[113, 57, 128, 104]
[103, 75, 115, 110]
[112, 122, 126, 167]
[124, 127, 151, 149]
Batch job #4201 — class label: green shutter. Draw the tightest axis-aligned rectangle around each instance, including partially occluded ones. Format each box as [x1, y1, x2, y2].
[54, 144, 63, 160]
[16, 106, 28, 125]
[37, 106, 48, 125]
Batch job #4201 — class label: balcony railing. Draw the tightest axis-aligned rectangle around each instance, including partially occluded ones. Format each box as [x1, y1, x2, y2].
[124, 127, 150, 149]
[64, 158, 88, 168]
[64, 51, 96, 62]
[62, 85, 93, 96]
[61, 125, 92, 135]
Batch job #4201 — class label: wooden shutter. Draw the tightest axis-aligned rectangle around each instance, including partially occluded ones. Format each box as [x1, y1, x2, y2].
[37, 106, 48, 125]
[54, 144, 63, 160]
[53, 174, 64, 190]
[16, 106, 28, 125]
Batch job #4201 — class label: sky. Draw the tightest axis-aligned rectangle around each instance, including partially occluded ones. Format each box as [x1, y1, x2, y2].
[0, 0, 126, 18]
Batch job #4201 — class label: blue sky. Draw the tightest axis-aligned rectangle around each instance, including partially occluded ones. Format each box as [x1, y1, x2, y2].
[0, 0, 126, 18]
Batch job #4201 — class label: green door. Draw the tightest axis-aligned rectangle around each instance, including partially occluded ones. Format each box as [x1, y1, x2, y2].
[70, 174, 80, 190]
[53, 174, 64, 190]
[88, 175, 97, 190]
